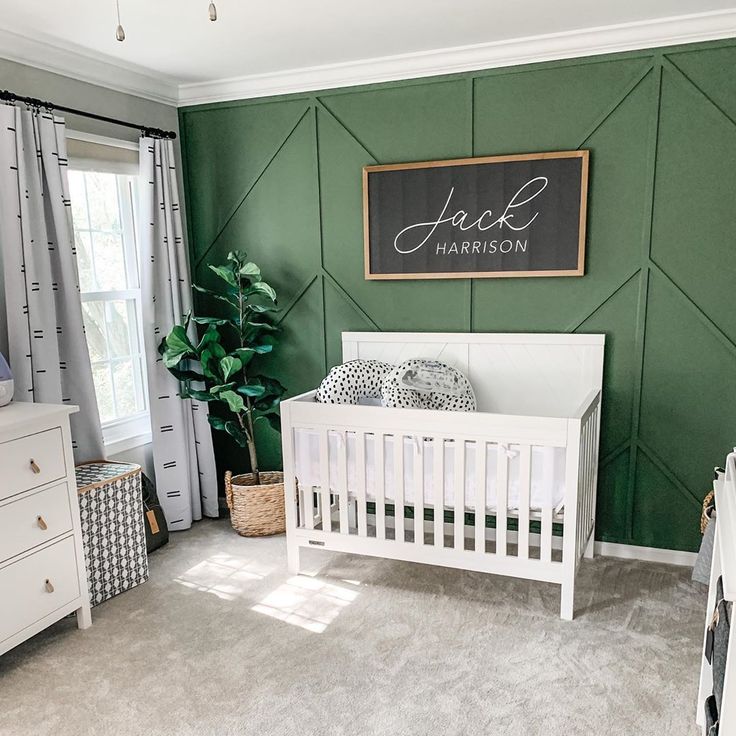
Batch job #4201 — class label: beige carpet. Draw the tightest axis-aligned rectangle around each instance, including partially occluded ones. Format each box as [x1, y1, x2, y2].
[0, 519, 704, 736]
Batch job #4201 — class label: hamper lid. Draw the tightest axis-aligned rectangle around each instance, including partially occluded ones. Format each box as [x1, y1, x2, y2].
[75, 461, 141, 493]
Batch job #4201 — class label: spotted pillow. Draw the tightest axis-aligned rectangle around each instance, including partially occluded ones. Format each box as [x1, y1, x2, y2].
[381, 359, 476, 412]
[315, 360, 393, 405]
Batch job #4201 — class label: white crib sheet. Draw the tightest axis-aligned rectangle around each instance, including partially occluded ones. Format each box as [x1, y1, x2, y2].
[294, 430, 566, 511]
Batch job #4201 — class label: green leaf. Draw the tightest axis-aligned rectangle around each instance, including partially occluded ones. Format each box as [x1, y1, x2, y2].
[247, 303, 279, 314]
[239, 262, 262, 281]
[207, 415, 227, 431]
[163, 325, 195, 368]
[246, 320, 278, 332]
[254, 394, 281, 412]
[192, 283, 238, 308]
[224, 420, 248, 447]
[208, 264, 238, 288]
[209, 382, 236, 394]
[220, 355, 242, 381]
[219, 390, 245, 413]
[237, 384, 266, 398]
[166, 365, 206, 383]
[255, 412, 281, 433]
[232, 345, 272, 365]
[251, 375, 286, 398]
[197, 324, 222, 352]
[191, 316, 236, 327]
[246, 281, 277, 302]
[185, 388, 217, 402]
[227, 251, 246, 266]
[201, 342, 227, 380]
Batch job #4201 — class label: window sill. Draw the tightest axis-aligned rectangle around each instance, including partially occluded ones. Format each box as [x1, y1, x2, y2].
[105, 431, 152, 457]
[102, 413, 152, 456]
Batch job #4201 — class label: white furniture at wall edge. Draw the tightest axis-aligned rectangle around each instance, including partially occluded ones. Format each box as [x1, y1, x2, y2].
[0, 403, 91, 657]
[281, 331, 604, 620]
[697, 451, 736, 735]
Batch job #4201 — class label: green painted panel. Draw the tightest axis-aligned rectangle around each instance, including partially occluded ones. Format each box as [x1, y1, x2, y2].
[473, 58, 650, 155]
[577, 274, 640, 459]
[651, 67, 736, 344]
[639, 271, 736, 495]
[318, 78, 469, 163]
[182, 99, 309, 258]
[471, 68, 653, 333]
[632, 450, 701, 552]
[317, 106, 470, 331]
[596, 451, 630, 544]
[179, 38, 736, 550]
[195, 112, 321, 309]
[666, 43, 736, 122]
[323, 277, 376, 369]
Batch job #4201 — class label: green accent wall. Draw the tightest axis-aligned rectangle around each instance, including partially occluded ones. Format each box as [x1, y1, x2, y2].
[179, 39, 736, 552]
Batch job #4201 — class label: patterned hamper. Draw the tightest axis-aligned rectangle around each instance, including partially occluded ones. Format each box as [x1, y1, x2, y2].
[76, 462, 149, 607]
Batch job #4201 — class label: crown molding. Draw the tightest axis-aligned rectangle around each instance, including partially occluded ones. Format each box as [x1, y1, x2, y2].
[0, 27, 179, 106]
[178, 9, 736, 106]
[1, 10, 736, 109]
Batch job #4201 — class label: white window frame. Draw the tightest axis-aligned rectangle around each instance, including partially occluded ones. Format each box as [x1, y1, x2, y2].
[67, 131, 151, 454]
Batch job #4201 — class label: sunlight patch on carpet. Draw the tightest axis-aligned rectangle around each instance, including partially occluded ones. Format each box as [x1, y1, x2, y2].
[173, 553, 274, 600]
[252, 576, 360, 633]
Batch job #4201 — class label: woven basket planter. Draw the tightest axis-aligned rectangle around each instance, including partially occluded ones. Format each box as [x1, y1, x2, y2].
[225, 470, 285, 537]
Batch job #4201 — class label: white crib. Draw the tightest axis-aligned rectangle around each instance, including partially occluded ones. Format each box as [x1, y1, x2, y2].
[280, 332, 604, 620]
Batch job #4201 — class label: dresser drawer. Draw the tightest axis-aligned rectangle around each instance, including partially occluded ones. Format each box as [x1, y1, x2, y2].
[0, 427, 66, 501]
[0, 537, 80, 644]
[0, 483, 73, 563]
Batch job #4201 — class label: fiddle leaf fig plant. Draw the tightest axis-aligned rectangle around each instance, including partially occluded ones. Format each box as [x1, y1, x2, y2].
[160, 251, 285, 485]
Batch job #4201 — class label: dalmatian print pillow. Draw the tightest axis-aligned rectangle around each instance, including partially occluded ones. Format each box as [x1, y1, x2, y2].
[315, 360, 393, 405]
[381, 359, 476, 412]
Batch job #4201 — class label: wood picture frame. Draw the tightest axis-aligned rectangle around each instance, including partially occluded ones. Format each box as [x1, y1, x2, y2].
[363, 150, 589, 280]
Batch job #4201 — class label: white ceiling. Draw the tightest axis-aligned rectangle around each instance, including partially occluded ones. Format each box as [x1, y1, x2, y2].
[0, 1, 735, 105]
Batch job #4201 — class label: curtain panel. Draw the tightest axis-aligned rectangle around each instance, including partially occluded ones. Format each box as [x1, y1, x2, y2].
[0, 104, 105, 462]
[139, 137, 218, 529]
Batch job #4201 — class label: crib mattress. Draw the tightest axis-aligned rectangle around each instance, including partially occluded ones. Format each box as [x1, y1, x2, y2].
[293, 430, 566, 511]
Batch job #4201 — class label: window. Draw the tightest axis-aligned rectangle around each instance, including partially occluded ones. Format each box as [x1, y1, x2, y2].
[68, 168, 150, 451]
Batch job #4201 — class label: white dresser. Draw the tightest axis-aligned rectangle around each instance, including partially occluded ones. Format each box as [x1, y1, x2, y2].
[0, 403, 91, 656]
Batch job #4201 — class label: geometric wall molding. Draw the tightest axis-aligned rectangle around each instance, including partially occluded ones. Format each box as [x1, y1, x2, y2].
[180, 38, 736, 551]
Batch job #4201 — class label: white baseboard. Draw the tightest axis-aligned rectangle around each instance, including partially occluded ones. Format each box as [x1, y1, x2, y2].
[594, 541, 697, 567]
[406, 517, 697, 567]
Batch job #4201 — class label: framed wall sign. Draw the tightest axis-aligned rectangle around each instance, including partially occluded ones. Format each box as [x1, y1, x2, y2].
[363, 150, 589, 280]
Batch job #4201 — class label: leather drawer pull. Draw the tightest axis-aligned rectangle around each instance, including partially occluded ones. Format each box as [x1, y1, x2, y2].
[45, 579, 54, 594]
[30, 459, 41, 474]
[37, 515, 48, 531]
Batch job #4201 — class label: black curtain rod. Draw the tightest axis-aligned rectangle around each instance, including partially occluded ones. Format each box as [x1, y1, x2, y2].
[0, 89, 177, 139]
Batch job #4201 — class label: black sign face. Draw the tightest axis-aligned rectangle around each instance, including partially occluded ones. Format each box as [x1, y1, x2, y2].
[363, 151, 589, 280]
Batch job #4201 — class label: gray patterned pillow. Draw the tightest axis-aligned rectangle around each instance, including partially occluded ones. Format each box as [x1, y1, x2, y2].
[315, 360, 393, 404]
[381, 359, 476, 412]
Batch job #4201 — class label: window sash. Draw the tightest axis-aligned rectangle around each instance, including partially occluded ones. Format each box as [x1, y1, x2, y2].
[70, 167, 150, 435]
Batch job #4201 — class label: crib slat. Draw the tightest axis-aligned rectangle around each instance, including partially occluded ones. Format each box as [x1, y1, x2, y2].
[414, 438, 424, 546]
[454, 441, 465, 551]
[394, 435, 405, 543]
[541, 506, 553, 563]
[304, 486, 314, 530]
[355, 431, 368, 537]
[433, 438, 444, 547]
[475, 441, 486, 553]
[496, 445, 509, 557]
[318, 430, 331, 533]
[518, 445, 531, 560]
[375, 434, 386, 540]
[338, 431, 349, 534]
